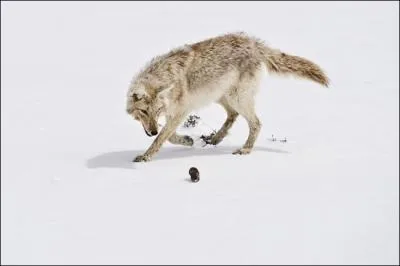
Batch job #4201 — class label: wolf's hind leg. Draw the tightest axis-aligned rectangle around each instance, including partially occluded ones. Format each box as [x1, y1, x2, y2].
[168, 133, 194, 146]
[232, 112, 261, 155]
[206, 98, 239, 145]
[226, 78, 262, 155]
[231, 102, 261, 155]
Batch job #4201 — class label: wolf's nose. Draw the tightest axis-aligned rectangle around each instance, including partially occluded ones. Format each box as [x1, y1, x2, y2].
[151, 130, 158, 136]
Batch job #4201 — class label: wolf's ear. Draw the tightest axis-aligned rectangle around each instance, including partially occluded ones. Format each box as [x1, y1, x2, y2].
[131, 93, 142, 101]
[129, 87, 146, 101]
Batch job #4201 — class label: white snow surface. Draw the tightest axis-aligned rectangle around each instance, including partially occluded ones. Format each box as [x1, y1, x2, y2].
[1, 1, 399, 265]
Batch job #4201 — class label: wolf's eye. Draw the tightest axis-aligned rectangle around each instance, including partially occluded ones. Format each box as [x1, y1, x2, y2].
[140, 110, 148, 116]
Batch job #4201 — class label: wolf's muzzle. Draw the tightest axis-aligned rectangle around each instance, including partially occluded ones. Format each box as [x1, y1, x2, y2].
[144, 129, 158, 137]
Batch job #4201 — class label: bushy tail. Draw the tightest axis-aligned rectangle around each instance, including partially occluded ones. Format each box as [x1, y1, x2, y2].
[262, 48, 329, 87]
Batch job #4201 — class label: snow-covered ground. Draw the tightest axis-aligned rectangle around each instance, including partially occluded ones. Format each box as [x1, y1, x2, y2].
[1, 1, 398, 264]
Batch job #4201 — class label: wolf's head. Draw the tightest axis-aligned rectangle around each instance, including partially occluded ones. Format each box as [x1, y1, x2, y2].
[126, 76, 173, 137]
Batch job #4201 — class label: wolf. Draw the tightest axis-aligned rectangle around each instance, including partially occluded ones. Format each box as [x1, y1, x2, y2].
[126, 32, 329, 162]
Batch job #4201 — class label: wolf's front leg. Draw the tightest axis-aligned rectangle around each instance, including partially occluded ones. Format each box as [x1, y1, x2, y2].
[134, 112, 187, 162]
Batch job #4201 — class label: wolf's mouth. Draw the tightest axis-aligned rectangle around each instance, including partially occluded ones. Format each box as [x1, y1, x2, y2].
[144, 129, 152, 137]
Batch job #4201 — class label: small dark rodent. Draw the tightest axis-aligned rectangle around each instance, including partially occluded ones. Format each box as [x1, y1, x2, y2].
[189, 167, 200, 182]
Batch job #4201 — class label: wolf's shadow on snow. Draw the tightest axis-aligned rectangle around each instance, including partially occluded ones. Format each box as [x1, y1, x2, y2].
[86, 146, 289, 170]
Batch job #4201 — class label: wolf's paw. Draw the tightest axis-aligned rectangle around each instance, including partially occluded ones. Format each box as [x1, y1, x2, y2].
[232, 148, 251, 155]
[133, 154, 151, 162]
[209, 135, 223, 145]
[200, 131, 219, 145]
[183, 135, 194, 146]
